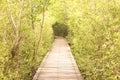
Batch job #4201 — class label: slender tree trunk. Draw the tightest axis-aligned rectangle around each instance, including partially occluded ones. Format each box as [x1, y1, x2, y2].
[16, 1, 24, 79]
[28, 0, 36, 63]
[3, 0, 24, 79]
[34, 0, 48, 63]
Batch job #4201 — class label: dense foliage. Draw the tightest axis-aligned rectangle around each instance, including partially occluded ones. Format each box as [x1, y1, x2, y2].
[0, 0, 120, 80]
[0, 0, 55, 79]
[52, 22, 68, 37]
[66, 0, 120, 80]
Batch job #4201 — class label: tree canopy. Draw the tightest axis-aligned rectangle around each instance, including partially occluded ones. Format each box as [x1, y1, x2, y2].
[0, 0, 120, 80]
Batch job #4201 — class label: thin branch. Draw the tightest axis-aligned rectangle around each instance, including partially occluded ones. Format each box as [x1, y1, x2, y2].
[18, 0, 24, 28]
[7, 0, 18, 37]
[35, 0, 48, 62]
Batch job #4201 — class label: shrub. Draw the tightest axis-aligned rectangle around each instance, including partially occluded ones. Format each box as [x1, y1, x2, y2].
[52, 22, 69, 37]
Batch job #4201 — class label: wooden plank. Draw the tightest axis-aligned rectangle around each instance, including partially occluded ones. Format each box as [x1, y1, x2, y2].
[33, 38, 82, 80]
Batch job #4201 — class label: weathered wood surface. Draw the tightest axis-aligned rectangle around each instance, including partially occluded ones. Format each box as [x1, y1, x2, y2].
[33, 38, 82, 80]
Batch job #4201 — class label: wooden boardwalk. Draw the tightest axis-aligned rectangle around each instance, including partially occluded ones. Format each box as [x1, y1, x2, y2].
[33, 38, 82, 80]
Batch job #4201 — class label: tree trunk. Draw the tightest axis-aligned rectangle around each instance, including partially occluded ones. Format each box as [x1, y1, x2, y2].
[34, 0, 48, 63]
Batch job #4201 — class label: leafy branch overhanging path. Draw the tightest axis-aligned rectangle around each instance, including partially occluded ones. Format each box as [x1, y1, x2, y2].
[33, 37, 82, 80]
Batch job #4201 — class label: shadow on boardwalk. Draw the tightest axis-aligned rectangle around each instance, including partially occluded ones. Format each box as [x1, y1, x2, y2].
[33, 38, 83, 80]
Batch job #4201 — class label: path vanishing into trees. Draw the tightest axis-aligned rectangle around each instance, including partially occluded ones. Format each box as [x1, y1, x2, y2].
[33, 37, 82, 80]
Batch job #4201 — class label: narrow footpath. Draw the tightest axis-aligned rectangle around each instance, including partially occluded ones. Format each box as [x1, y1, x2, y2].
[33, 37, 82, 80]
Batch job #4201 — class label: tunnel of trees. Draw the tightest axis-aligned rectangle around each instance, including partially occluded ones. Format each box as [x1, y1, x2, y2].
[0, 0, 120, 80]
[52, 22, 68, 37]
